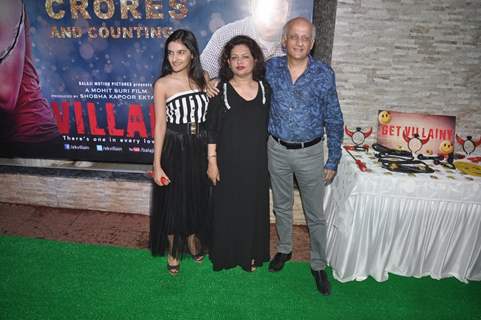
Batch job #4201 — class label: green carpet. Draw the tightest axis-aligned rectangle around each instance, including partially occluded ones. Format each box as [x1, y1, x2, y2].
[0, 236, 480, 320]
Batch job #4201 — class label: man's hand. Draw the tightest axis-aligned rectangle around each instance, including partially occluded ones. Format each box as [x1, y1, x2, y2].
[324, 169, 337, 185]
[206, 79, 220, 98]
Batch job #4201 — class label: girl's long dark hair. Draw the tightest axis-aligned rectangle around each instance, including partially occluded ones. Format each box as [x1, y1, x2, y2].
[218, 35, 265, 82]
[154, 29, 206, 90]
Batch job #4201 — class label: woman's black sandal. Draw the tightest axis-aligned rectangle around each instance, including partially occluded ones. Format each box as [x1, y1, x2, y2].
[192, 253, 205, 263]
[250, 260, 256, 272]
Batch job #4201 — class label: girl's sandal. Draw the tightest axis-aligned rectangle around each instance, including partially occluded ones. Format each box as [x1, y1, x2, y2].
[167, 262, 180, 276]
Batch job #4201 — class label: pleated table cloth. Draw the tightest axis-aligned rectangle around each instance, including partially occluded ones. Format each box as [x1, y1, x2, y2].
[325, 149, 481, 283]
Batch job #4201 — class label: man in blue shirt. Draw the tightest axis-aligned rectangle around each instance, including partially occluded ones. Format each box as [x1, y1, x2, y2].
[266, 17, 344, 296]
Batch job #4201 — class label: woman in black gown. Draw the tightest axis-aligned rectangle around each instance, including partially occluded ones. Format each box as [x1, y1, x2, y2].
[150, 30, 209, 276]
[206, 36, 270, 272]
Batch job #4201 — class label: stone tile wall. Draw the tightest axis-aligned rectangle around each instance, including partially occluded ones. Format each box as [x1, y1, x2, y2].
[0, 173, 152, 214]
[0, 173, 307, 224]
[332, 0, 481, 145]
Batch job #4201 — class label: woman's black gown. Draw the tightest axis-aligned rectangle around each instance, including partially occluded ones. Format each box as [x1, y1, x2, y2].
[150, 90, 210, 259]
[207, 81, 270, 271]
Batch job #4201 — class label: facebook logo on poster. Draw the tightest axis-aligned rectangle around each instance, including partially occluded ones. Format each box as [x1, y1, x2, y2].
[64, 144, 70, 150]
[96, 145, 103, 151]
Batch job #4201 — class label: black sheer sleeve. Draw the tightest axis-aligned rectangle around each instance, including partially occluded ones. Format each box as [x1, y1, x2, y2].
[206, 82, 225, 144]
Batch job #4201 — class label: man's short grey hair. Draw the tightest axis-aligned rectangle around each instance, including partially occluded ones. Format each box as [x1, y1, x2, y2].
[282, 16, 316, 42]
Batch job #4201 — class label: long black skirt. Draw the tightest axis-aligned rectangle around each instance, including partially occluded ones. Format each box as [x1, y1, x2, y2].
[149, 124, 210, 259]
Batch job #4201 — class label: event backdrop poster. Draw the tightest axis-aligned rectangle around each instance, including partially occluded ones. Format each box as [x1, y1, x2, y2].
[0, 0, 313, 163]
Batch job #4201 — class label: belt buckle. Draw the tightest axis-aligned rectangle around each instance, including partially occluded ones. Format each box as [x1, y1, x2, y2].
[190, 122, 198, 135]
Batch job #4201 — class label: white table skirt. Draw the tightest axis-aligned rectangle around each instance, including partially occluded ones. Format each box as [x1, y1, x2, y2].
[325, 149, 481, 283]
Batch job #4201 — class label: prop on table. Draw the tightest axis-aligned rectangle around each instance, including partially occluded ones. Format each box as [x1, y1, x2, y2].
[456, 134, 481, 155]
[435, 153, 456, 170]
[377, 110, 456, 156]
[372, 143, 412, 159]
[454, 161, 481, 177]
[343, 146, 367, 172]
[417, 154, 444, 161]
[402, 132, 430, 154]
[344, 126, 372, 151]
[372, 143, 434, 174]
[438, 140, 454, 156]
[373, 140, 452, 172]
[467, 156, 481, 163]
[381, 160, 434, 174]
[418, 152, 458, 169]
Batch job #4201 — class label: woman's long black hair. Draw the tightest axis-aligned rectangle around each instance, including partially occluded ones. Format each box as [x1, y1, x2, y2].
[218, 35, 265, 82]
[154, 29, 206, 90]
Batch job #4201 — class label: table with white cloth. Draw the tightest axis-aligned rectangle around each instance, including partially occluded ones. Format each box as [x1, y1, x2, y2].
[325, 148, 481, 283]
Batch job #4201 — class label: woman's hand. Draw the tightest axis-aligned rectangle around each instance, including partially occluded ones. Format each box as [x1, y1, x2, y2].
[207, 161, 220, 186]
[153, 167, 171, 186]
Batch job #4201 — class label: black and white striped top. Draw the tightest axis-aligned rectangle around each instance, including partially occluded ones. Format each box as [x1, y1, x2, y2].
[165, 90, 209, 124]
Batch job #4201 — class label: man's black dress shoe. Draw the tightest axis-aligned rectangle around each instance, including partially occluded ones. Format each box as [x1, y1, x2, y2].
[311, 269, 331, 296]
[268, 252, 292, 272]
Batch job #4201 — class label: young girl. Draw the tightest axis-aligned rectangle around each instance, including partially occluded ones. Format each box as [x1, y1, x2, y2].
[150, 29, 209, 276]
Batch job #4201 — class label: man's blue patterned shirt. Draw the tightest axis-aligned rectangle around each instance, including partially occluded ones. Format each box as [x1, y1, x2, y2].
[266, 55, 344, 170]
